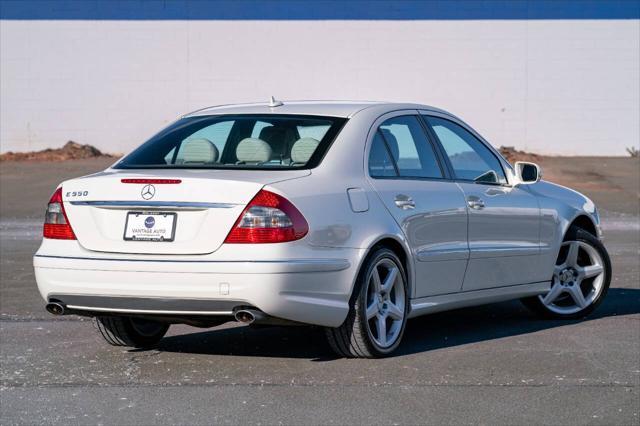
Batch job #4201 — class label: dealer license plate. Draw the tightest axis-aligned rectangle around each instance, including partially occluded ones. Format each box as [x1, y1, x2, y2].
[124, 212, 177, 242]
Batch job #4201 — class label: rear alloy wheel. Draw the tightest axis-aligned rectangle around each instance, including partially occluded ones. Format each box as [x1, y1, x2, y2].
[522, 226, 611, 319]
[326, 248, 408, 358]
[93, 316, 169, 348]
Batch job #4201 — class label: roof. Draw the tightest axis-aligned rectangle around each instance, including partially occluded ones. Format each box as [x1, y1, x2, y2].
[184, 100, 447, 118]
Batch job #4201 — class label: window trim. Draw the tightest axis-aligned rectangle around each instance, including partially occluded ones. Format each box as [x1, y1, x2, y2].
[367, 114, 449, 182]
[421, 114, 510, 187]
[415, 114, 453, 180]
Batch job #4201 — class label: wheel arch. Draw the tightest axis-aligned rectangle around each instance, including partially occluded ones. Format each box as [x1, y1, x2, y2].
[353, 235, 414, 300]
[542, 212, 601, 282]
[567, 214, 598, 238]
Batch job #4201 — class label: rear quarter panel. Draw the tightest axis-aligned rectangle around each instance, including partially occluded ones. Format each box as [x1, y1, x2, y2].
[267, 109, 415, 297]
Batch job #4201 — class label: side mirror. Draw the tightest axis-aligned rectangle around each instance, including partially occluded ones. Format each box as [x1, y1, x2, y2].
[515, 161, 542, 184]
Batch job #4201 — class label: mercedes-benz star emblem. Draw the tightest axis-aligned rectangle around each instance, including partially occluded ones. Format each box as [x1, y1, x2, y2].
[141, 184, 156, 200]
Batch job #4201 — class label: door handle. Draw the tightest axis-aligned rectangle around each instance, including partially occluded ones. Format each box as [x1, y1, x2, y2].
[467, 196, 485, 210]
[394, 194, 415, 210]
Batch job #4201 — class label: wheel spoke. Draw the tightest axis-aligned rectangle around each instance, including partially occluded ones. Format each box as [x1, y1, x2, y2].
[366, 301, 379, 320]
[371, 267, 382, 293]
[578, 264, 604, 279]
[375, 315, 387, 346]
[565, 241, 580, 267]
[386, 302, 403, 320]
[543, 281, 564, 305]
[568, 284, 587, 308]
[381, 266, 398, 293]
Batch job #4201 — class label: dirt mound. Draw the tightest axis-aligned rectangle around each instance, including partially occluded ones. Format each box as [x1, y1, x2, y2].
[0, 141, 117, 162]
[499, 146, 542, 164]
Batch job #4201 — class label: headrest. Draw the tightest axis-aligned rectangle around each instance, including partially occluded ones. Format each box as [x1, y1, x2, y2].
[380, 129, 399, 161]
[290, 137, 320, 164]
[259, 126, 292, 159]
[370, 133, 391, 168]
[259, 126, 287, 142]
[236, 138, 272, 163]
[181, 138, 219, 163]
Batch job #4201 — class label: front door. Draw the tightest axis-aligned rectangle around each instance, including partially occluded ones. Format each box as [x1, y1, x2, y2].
[366, 114, 469, 298]
[424, 115, 541, 291]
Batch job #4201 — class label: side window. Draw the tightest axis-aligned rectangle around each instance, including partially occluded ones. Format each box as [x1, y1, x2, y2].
[378, 116, 443, 179]
[426, 117, 507, 184]
[368, 131, 397, 177]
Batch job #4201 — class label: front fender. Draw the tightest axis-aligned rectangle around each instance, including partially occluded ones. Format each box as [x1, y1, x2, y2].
[527, 180, 600, 277]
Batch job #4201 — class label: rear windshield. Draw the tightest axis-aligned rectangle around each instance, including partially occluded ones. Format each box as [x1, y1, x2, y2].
[115, 115, 347, 170]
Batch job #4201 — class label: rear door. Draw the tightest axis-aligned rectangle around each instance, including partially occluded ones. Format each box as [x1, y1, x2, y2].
[423, 115, 541, 290]
[366, 112, 469, 298]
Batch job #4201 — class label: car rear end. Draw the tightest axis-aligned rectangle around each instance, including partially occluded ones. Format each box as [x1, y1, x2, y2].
[33, 112, 361, 328]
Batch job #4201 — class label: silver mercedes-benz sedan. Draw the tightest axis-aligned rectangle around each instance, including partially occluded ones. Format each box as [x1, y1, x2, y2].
[34, 100, 611, 358]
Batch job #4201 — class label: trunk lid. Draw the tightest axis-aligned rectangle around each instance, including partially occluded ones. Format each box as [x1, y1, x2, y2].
[61, 168, 309, 255]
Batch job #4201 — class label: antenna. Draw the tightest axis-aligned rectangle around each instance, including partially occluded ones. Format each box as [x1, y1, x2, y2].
[269, 96, 284, 107]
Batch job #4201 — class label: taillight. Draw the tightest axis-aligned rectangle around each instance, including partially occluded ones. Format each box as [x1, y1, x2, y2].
[43, 187, 76, 240]
[224, 190, 308, 244]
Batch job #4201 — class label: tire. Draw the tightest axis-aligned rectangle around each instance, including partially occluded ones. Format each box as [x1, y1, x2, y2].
[325, 247, 409, 358]
[93, 316, 169, 348]
[522, 225, 611, 319]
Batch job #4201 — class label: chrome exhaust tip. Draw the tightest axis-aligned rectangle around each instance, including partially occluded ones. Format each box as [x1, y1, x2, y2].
[45, 302, 66, 316]
[234, 309, 256, 324]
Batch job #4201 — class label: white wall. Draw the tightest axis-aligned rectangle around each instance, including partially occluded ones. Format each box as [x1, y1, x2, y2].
[1, 20, 638, 155]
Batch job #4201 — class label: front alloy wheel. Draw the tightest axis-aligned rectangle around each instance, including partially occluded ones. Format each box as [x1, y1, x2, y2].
[325, 248, 408, 358]
[522, 226, 611, 319]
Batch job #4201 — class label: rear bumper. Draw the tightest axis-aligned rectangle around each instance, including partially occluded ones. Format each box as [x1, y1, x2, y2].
[34, 252, 362, 327]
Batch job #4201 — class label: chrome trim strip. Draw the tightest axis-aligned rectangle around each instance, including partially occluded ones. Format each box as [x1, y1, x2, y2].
[69, 200, 237, 209]
[469, 246, 540, 259]
[50, 294, 241, 315]
[416, 248, 469, 262]
[67, 306, 234, 315]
